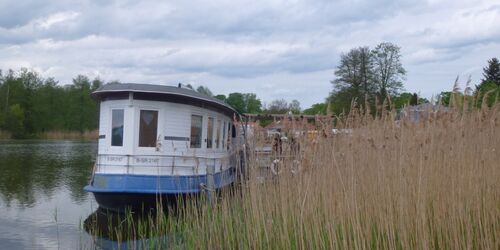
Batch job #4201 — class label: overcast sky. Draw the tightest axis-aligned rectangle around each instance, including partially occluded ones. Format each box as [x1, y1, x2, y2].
[0, 0, 499, 108]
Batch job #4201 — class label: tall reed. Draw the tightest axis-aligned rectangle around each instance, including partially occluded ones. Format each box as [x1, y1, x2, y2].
[86, 104, 500, 249]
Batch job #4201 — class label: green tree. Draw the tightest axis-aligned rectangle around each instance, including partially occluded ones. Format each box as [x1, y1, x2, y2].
[0, 71, 5, 126]
[196, 85, 213, 97]
[438, 91, 452, 106]
[475, 58, 500, 107]
[475, 81, 500, 107]
[5, 104, 25, 138]
[438, 91, 465, 107]
[391, 92, 427, 109]
[214, 94, 227, 102]
[392, 92, 414, 109]
[225, 92, 262, 114]
[0, 68, 44, 135]
[332, 46, 376, 108]
[0, 70, 22, 130]
[410, 93, 417, 105]
[226, 93, 245, 113]
[481, 58, 500, 86]
[328, 88, 358, 114]
[330, 42, 407, 114]
[303, 103, 327, 115]
[244, 93, 262, 114]
[0, 68, 101, 137]
[32, 78, 59, 132]
[18, 68, 43, 135]
[67, 75, 97, 133]
[372, 42, 406, 100]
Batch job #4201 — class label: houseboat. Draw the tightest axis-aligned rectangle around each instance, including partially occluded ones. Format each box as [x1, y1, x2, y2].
[84, 83, 243, 211]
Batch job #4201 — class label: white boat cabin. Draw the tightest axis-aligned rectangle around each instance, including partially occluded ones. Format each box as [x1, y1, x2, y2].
[92, 83, 240, 178]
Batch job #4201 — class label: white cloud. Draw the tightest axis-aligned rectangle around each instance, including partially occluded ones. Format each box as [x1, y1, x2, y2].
[35, 11, 80, 29]
[0, 0, 499, 108]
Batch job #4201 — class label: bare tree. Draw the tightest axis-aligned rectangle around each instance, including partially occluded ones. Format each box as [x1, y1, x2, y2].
[288, 99, 301, 114]
[267, 99, 289, 113]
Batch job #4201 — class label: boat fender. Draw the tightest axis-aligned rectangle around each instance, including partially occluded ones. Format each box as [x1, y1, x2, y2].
[291, 159, 301, 175]
[271, 159, 301, 175]
[270, 159, 282, 175]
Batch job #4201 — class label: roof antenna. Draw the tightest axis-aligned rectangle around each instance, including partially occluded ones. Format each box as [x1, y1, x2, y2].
[178, 83, 182, 88]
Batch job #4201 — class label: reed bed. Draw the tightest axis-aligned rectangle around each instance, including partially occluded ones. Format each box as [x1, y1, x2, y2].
[39, 129, 98, 140]
[0, 129, 11, 139]
[86, 104, 500, 249]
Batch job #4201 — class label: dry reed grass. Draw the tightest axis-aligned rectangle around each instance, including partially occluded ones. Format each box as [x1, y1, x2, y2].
[0, 130, 11, 139]
[39, 129, 98, 140]
[88, 104, 500, 249]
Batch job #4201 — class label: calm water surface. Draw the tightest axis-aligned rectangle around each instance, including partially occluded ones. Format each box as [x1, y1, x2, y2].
[0, 140, 98, 249]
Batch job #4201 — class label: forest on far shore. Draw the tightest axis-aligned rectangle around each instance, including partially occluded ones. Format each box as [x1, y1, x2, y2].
[0, 69, 102, 139]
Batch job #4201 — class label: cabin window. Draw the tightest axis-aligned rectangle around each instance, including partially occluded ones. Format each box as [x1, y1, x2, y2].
[227, 122, 231, 150]
[232, 124, 237, 138]
[216, 120, 221, 148]
[207, 117, 214, 148]
[111, 109, 124, 147]
[190, 115, 203, 148]
[139, 110, 158, 147]
[222, 121, 226, 149]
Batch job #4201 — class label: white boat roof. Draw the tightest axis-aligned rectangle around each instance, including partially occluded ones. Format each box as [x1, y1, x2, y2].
[92, 83, 240, 116]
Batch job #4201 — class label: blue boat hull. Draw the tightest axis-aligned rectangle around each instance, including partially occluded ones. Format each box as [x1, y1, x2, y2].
[84, 167, 236, 211]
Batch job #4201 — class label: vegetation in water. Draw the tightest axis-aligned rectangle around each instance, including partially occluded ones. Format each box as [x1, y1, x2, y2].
[84, 99, 500, 249]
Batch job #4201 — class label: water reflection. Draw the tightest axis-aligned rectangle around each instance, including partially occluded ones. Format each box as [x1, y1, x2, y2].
[0, 140, 97, 249]
[83, 208, 174, 249]
[0, 140, 95, 207]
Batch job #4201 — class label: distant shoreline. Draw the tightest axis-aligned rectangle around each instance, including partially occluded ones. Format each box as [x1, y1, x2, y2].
[0, 129, 98, 140]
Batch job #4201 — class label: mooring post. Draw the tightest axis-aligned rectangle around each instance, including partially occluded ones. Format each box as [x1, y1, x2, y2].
[206, 159, 216, 206]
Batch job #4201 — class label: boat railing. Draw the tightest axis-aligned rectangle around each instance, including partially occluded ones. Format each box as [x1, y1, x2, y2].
[94, 150, 239, 170]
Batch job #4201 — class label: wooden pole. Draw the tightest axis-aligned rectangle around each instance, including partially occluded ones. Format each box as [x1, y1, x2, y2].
[206, 159, 216, 206]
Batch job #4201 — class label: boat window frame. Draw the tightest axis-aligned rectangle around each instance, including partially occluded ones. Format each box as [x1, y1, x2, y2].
[207, 116, 214, 149]
[110, 108, 125, 147]
[215, 118, 222, 149]
[138, 109, 159, 148]
[190, 114, 204, 149]
[227, 121, 232, 150]
[222, 121, 226, 150]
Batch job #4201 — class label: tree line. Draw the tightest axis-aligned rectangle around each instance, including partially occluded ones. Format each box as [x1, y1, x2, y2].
[437, 58, 500, 107]
[0, 69, 102, 138]
[306, 42, 499, 115]
[0, 69, 304, 138]
[327, 42, 415, 114]
[179, 83, 302, 115]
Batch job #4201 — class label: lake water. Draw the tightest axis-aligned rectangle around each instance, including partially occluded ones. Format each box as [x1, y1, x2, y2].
[0, 140, 98, 249]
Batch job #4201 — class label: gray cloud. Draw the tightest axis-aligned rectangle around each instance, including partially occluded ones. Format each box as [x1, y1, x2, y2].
[0, 0, 499, 108]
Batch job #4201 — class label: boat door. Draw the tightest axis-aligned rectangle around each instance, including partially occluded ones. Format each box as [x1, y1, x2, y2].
[105, 104, 133, 156]
[134, 107, 161, 155]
